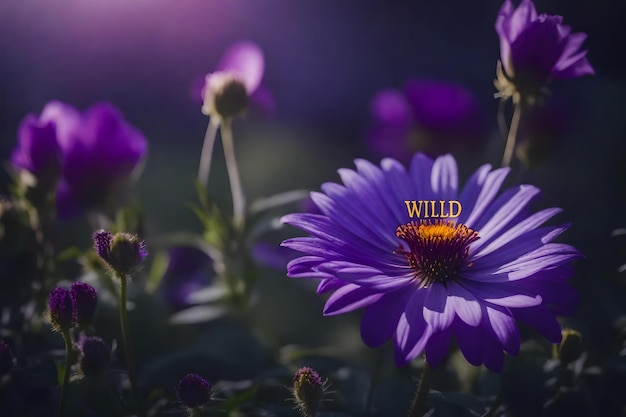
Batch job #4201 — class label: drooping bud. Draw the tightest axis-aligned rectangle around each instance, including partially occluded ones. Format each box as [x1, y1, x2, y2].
[201, 72, 249, 121]
[77, 336, 111, 377]
[47, 287, 74, 332]
[553, 328, 583, 365]
[70, 281, 97, 328]
[176, 373, 212, 409]
[0, 339, 15, 376]
[291, 367, 325, 417]
[93, 230, 148, 277]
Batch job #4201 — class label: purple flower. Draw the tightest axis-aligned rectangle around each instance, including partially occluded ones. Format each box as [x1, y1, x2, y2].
[368, 80, 485, 163]
[93, 230, 148, 277]
[77, 336, 111, 377]
[10, 114, 60, 178]
[281, 154, 581, 372]
[176, 373, 212, 409]
[70, 281, 97, 328]
[201, 41, 266, 121]
[13, 101, 148, 219]
[47, 287, 74, 332]
[160, 246, 213, 311]
[495, 0, 594, 102]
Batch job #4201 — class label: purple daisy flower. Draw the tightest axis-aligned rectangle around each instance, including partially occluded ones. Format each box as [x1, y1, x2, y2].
[495, 0, 594, 102]
[368, 80, 485, 163]
[281, 154, 581, 372]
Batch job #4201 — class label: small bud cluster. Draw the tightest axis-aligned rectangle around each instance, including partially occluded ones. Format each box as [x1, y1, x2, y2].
[93, 230, 148, 277]
[47, 282, 98, 332]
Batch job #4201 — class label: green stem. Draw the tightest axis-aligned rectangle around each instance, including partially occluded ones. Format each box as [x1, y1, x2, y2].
[119, 274, 145, 417]
[220, 120, 246, 231]
[407, 362, 433, 417]
[198, 119, 219, 188]
[58, 329, 72, 417]
[501, 103, 523, 168]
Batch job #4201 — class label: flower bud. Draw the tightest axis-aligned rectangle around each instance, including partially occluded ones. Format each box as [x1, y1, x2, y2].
[176, 373, 212, 409]
[70, 281, 97, 328]
[201, 72, 249, 121]
[0, 339, 15, 376]
[553, 328, 583, 365]
[47, 287, 74, 332]
[93, 230, 148, 277]
[77, 336, 110, 377]
[291, 367, 325, 417]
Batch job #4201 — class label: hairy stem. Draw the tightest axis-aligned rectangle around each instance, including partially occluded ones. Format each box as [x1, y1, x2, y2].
[221, 120, 246, 230]
[57, 329, 72, 417]
[119, 274, 145, 417]
[501, 102, 523, 168]
[407, 362, 433, 417]
[197, 119, 219, 188]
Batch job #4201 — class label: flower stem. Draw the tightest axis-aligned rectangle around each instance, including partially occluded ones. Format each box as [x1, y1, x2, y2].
[501, 102, 523, 168]
[119, 274, 145, 417]
[57, 329, 72, 417]
[221, 120, 246, 230]
[198, 119, 219, 188]
[407, 361, 433, 417]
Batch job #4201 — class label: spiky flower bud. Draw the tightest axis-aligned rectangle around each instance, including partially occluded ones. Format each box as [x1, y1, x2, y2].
[554, 328, 583, 365]
[201, 72, 249, 121]
[77, 336, 110, 377]
[93, 230, 148, 277]
[291, 367, 325, 417]
[176, 373, 212, 409]
[47, 287, 74, 332]
[0, 339, 15, 376]
[70, 281, 97, 328]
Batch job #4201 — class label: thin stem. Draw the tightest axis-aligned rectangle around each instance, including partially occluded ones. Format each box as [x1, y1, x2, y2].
[119, 274, 145, 417]
[197, 119, 219, 188]
[57, 329, 72, 417]
[497, 98, 508, 145]
[407, 362, 433, 417]
[501, 102, 523, 168]
[221, 120, 246, 230]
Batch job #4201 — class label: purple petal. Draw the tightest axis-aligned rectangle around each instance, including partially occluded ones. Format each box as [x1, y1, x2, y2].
[508, 0, 538, 41]
[360, 290, 410, 347]
[424, 328, 452, 368]
[482, 332, 505, 372]
[423, 284, 455, 332]
[217, 41, 264, 94]
[509, 17, 564, 82]
[453, 319, 484, 366]
[447, 282, 482, 326]
[323, 283, 384, 316]
[370, 88, 413, 128]
[552, 50, 594, 79]
[459, 167, 510, 228]
[459, 281, 542, 308]
[484, 303, 520, 355]
[317, 278, 345, 294]
[430, 154, 458, 201]
[510, 304, 562, 343]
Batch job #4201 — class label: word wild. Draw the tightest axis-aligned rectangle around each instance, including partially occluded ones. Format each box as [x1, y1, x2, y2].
[404, 200, 462, 218]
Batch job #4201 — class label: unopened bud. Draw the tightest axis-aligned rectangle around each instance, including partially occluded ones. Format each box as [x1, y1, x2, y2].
[554, 328, 583, 365]
[93, 230, 148, 277]
[201, 72, 249, 121]
[291, 367, 325, 417]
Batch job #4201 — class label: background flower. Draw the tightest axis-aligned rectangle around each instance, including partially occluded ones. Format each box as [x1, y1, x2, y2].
[282, 154, 581, 371]
[10, 115, 59, 178]
[495, 0, 594, 101]
[368, 80, 485, 163]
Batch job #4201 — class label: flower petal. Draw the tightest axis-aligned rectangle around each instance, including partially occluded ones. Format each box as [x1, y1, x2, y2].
[217, 41, 264, 93]
[323, 284, 384, 316]
[360, 290, 411, 347]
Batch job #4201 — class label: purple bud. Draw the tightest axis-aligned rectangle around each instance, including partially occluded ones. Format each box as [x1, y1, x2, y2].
[0, 339, 15, 375]
[176, 373, 212, 408]
[93, 230, 147, 276]
[291, 367, 325, 417]
[47, 287, 74, 332]
[70, 282, 97, 328]
[77, 336, 110, 377]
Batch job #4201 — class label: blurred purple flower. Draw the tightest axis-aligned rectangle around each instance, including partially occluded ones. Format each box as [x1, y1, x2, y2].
[160, 246, 213, 311]
[200, 41, 272, 120]
[176, 373, 212, 409]
[495, 0, 594, 102]
[12, 101, 148, 219]
[368, 80, 485, 163]
[10, 115, 60, 178]
[77, 335, 111, 377]
[282, 154, 581, 372]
